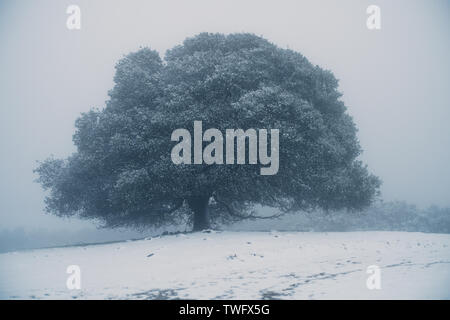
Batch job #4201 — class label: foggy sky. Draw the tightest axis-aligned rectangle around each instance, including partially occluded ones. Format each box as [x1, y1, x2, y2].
[1, 0, 449, 231]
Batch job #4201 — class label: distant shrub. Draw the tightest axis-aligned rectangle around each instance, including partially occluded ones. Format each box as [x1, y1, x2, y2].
[228, 201, 450, 234]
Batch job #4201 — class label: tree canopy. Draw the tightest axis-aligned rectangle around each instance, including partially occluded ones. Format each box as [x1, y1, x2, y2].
[35, 33, 380, 231]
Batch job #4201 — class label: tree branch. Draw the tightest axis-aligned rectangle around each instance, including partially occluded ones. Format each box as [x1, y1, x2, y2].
[213, 194, 283, 220]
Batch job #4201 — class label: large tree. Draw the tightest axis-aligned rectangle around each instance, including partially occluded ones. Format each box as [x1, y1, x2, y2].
[35, 33, 380, 231]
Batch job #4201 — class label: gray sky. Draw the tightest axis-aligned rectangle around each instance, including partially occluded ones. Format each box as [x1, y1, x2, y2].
[1, 0, 449, 231]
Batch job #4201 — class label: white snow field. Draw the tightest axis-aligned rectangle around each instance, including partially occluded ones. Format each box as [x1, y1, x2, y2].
[0, 231, 449, 300]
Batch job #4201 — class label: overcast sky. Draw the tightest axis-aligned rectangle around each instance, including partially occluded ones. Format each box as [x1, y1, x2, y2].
[0, 0, 449, 231]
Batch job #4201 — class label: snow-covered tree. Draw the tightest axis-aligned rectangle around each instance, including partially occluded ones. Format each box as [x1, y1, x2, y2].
[35, 33, 380, 231]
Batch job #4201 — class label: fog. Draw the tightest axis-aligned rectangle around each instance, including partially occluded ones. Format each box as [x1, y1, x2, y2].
[0, 0, 449, 248]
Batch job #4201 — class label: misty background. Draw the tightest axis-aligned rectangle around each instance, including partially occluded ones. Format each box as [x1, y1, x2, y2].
[0, 0, 449, 252]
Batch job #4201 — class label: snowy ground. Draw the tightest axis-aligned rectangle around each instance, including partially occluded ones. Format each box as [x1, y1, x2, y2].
[0, 231, 449, 299]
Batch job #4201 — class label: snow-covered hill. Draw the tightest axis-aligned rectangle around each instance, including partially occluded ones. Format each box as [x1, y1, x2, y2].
[0, 231, 449, 299]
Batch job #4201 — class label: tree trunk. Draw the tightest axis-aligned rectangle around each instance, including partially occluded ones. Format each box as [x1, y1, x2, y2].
[188, 196, 211, 231]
